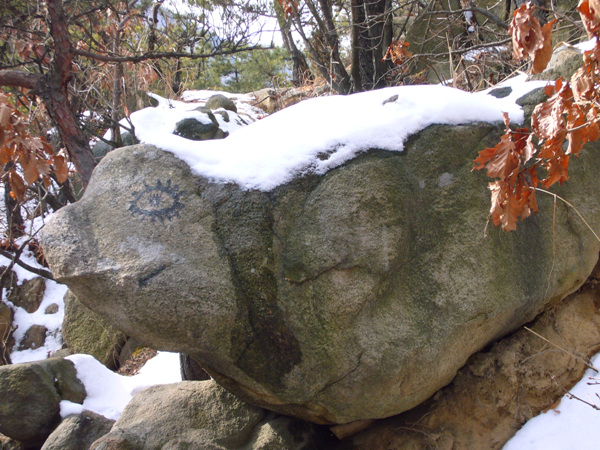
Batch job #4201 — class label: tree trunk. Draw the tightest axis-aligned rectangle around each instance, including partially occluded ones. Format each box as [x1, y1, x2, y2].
[352, 0, 393, 91]
[3, 179, 23, 239]
[275, 2, 313, 87]
[40, 0, 96, 187]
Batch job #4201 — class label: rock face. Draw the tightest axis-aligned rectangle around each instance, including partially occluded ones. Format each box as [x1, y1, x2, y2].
[40, 123, 600, 424]
[0, 358, 86, 447]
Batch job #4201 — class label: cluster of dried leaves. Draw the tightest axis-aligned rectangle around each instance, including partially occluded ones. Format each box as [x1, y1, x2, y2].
[382, 41, 412, 67]
[277, 0, 298, 18]
[0, 94, 68, 202]
[474, 1, 600, 231]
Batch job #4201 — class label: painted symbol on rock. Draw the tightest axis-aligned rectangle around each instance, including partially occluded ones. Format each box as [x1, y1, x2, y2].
[129, 179, 185, 222]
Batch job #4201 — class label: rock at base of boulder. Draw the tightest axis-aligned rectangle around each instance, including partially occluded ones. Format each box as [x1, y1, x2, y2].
[90, 380, 331, 449]
[0, 358, 86, 447]
[62, 290, 126, 370]
[41, 411, 114, 450]
[91, 381, 265, 449]
[0, 301, 15, 365]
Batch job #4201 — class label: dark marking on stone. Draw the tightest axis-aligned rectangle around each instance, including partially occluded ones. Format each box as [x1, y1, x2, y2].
[129, 180, 185, 222]
[138, 265, 167, 287]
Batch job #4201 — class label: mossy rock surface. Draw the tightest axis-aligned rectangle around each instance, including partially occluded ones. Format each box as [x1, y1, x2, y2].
[62, 290, 126, 370]
[0, 358, 85, 447]
[41, 121, 600, 424]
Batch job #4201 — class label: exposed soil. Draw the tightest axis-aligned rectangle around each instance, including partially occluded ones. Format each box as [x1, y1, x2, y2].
[117, 347, 158, 376]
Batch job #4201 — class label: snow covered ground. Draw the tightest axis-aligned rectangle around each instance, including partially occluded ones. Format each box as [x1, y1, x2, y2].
[504, 354, 600, 449]
[3, 77, 600, 446]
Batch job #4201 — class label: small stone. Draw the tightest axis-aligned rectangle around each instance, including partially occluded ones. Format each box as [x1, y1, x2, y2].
[45, 303, 59, 314]
[9, 278, 46, 313]
[174, 117, 220, 141]
[487, 86, 512, 98]
[18, 325, 47, 351]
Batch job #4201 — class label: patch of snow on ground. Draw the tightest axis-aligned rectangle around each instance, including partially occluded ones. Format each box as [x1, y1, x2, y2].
[130, 82, 545, 191]
[61, 352, 182, 420]
[9, 280, 68, 364]
[3, 221, 69, 364]
[503, 352, 600, 449]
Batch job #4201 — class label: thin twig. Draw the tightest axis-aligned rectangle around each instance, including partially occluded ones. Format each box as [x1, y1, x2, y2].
[552, 376, 600, 410]
[525, 326, 599, 373]
[0, 248, 54, 280]
[535, 188, 600, 243]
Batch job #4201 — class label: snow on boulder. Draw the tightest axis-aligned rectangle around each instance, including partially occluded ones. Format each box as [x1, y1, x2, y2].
[39, 85, 600, 424]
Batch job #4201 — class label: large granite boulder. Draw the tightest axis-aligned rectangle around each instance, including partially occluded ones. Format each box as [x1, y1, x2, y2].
[40, 123, 600, 424]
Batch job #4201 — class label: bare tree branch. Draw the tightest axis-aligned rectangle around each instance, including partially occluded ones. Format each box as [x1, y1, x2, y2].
[0, 70, 41, 90]
[425, 7, 509, 30]
[72, 45, 272, 64]
[0, 248, 54, 280]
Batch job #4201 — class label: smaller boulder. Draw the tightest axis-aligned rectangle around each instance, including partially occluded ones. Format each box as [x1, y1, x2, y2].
[44, 303, 59, 314]
[9, 277, 46, 313]
[205, 94, 237, 113]
[516, 87, 550, 122]
[90, 380, 330, 450]
[41, 411, 114, 450]
[0, 358, 86, 447]
[91, 381, 265, 449]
